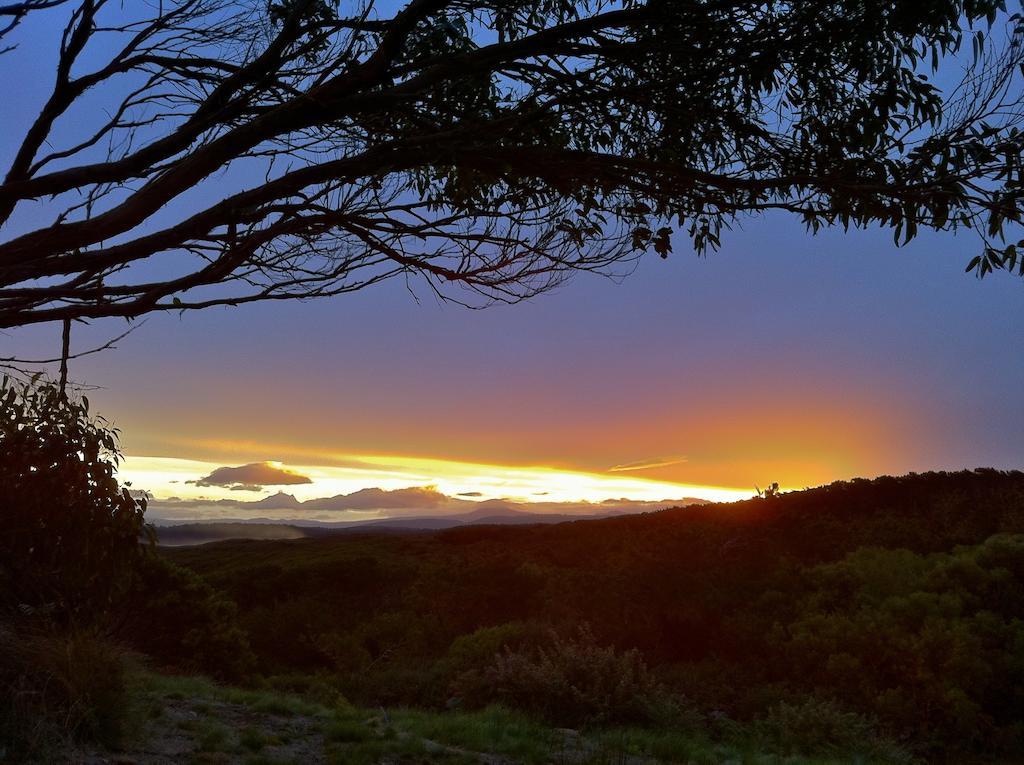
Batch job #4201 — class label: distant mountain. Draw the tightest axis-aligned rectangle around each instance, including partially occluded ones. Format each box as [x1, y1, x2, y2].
[303, 486, 452, 511]
[250, 492, 303, 509]
[458, 502, 540, 521]
[154, 505, 625, 545]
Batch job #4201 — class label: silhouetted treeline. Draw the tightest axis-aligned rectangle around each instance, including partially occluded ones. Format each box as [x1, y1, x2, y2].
[152, 469, 1024, 760]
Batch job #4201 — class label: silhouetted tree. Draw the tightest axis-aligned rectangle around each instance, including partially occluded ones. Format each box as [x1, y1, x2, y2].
[0, 1, 71, 46]
[1, 0, 1022, 328]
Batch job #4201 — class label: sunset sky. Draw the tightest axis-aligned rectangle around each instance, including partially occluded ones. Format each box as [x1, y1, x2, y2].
[5, 216, 1022, 513]
[1, 6, 1022, 517]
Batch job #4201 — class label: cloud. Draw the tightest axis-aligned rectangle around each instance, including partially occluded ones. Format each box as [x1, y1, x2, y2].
[188, 461, 313, 491]
[608, 456, 687, 472]
[457, 491, 483, 497]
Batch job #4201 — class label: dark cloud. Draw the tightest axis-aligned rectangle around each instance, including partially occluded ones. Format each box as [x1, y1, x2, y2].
[188, 462, 313, 491]
[457, 491, 483, 497]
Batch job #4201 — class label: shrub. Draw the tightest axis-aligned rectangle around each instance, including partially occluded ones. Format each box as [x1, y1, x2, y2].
[756, 697, 914, 763]
[771, 537, 1024, 753]
[444, 622, 545, 673]
[121, 554, 255, 680]
[437, 621, 545, 702]
[458, 625, 677, 727]
[0, 377, 151, 760]
[0, 375, 152, 625]
[263, 672, 351, 708]
[0, 626, 133, 759]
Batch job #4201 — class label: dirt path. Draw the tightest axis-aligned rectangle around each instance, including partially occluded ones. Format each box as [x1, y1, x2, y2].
[72, 694, 331, 764]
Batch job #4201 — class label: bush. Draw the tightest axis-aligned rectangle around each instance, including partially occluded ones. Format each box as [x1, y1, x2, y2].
[436, 621, 546, 702]
[263, 672, 351, 708]
[121, 554, 255, 680]
[444, 622, 545, 672]
[771, 537, 1024, 753]
[0, 626, 134, 759]
[458, 625, 678, 727]
[0, 375, 152, 625]
[756, 698, 914, 763]
[0, 377, 152, 760]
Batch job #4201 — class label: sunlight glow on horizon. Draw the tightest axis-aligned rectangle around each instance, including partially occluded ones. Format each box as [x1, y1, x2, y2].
[119, 453, 754, 506]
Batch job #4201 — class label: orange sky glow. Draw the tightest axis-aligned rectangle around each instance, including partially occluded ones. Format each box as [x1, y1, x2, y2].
[117, 379, 921, 505]
[8, 216, 1019, 513]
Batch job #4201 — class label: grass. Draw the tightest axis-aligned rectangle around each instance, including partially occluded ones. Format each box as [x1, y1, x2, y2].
[242, 755, 305, 765]
[134, 671, 572, 763]
[239, 726, 281, 752]
[323, 734, 489, 765]
[323, 716, 374, 744]
[126, 669, 916, 764]
[391, 705, 559, 764]
[587, 727, 786, 765]
[583, 725, 917, 765]
[195, 719, 233, 752]
[139, 671, 329, 718]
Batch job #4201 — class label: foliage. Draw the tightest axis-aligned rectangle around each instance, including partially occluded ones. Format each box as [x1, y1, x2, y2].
[0, 375, 152, 625]
[755, 698, 913, 763]
[437, 620, 547, 697]
[268, 0, 339, 57]
[120, 554, 255, 681]
[1, 2, 1023, 327]
[0, 377, 155, 760]
[771, 536, 1024, 753]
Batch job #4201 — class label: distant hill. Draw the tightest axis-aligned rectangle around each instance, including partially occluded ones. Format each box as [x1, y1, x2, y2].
[155, 522, 321, 546]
